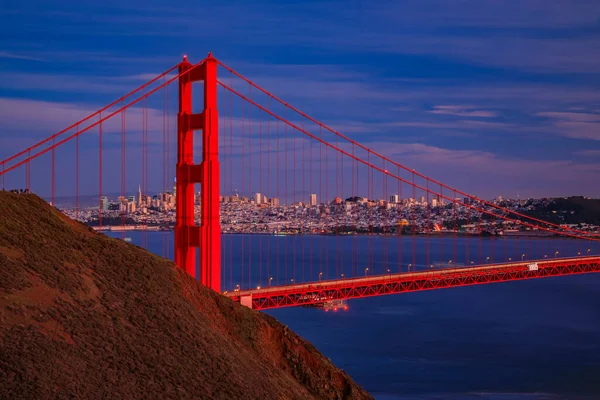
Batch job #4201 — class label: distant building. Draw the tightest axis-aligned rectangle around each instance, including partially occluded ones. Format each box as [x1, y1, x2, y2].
[390, 194, 399, 203]
[270, 197, 280, 207]
[255, 192, 262, 205]
[100, 196, 109, 211]
[431, 198, 438, 207]
[310, 193, 317, 206]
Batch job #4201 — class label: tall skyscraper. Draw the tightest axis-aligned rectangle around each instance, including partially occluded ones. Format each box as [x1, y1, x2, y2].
[100, 196, 109, 211]
[310, 193, 317, 206]
[255, 192, 262, 205]
[390, 194, 399, 203]
[137, 184, 142, 206]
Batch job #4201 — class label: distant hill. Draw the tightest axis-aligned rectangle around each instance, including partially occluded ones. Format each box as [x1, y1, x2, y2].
[0, 192, 371, 400]
[524, 196, 600, 226]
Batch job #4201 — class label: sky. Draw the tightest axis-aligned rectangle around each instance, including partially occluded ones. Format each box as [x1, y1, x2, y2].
[1, 0, 600, 199]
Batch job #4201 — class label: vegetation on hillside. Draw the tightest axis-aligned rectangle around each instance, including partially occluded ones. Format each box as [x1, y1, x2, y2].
[0, 192, 371, 400]
[524, 196, 600, 226]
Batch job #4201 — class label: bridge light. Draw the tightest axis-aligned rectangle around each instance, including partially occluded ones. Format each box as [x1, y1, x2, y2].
[257, 286, 261, 290]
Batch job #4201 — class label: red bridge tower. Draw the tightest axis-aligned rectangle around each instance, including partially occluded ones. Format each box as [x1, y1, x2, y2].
[175, 54, 220, 292]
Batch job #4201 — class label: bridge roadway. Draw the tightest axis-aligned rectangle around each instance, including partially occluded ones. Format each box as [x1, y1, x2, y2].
[226, 256, 600, 310]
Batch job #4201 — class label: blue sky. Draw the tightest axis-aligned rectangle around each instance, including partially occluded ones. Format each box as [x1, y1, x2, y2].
[1, 0, 600, 199]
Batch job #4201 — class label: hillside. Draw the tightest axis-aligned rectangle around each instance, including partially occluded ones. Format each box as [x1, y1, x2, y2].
[524, 196, 600, 226]
[0, 192, 371, 400]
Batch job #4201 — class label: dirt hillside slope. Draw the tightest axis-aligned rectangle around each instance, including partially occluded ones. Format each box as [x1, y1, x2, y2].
[0, 192, 372, 400]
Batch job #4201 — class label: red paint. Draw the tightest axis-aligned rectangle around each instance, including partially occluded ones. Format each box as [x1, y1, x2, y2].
[175, 54, 220, 292]
[228, 257, 600, 310]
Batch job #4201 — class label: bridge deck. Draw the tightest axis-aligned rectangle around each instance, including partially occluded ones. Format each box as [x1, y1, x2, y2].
[225, 256, 600, 310]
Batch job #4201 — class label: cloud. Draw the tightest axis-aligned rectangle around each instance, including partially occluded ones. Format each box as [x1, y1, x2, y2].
[429, 105, 498, 118]
[536, 112, 600, 122]
[574, 149, 600, 157]
[0, 70, 178, 95]
[0, 97, 170, 161]
[366, 141, 600, 197]
[375, 0, 600, 29]
[536, 111, 600, 141]
[0, 51, 44, 61]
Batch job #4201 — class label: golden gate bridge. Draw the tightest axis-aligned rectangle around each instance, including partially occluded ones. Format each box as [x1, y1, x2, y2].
[1, 53, 599, 310]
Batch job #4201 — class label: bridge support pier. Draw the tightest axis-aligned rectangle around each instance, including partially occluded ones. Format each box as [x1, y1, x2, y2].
[175, 54, 220, 292]
[240, 294, 253, 309]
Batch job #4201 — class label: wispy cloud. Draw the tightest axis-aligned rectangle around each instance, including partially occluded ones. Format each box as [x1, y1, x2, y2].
[536, 111, 600, 141]
[574, 149, 600, 157]
[367, 141, 600, 197]
[429, 105, 498, 118]
[0, 51, 44, 61]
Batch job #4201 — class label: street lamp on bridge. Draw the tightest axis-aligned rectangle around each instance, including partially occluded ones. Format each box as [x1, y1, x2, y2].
[486, 256, 490, 263]
[555, 251, 559, 258]
[269, 277, 273, 287]
[408, 264, 412, 272]
[319, 272, 323, 281]
[364, 267, 369, 276]
[521, 253, 525, 261]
